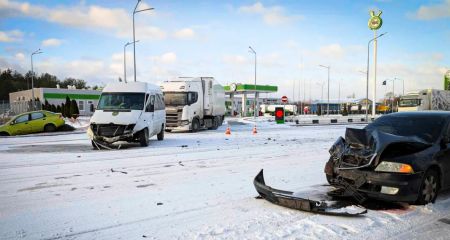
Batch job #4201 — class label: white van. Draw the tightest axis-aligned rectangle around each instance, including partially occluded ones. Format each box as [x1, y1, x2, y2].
[87, 82, 166, 147]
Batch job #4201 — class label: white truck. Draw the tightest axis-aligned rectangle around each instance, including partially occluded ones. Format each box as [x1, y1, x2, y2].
[161, 77, 225, 132]
[398, 89, 450, 112]
[88, 82, 166, 148]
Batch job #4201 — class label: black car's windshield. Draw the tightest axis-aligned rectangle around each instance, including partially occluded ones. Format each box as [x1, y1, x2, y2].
[365, 115, 446, 143]
[97, 92, 145, 111]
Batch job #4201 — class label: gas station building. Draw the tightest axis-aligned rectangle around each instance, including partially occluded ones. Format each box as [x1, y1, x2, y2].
[224, 83, 278, 117]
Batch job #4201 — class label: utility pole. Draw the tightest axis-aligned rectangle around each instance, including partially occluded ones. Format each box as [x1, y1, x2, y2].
[124, 40, 139, 83]
[132, 0, 154, 82]
[248, 46, 257, 119]
[31, 48, 43, 111]
[319, 64, 330, 115]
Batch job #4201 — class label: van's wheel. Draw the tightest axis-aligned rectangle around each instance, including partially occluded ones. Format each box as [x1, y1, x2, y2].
[416, 169, 440, 205]
[191, 118, 200, 132]
[44, 124, 56, 132]
[139, 128, 150, 147]
[157, 125, 164, 141]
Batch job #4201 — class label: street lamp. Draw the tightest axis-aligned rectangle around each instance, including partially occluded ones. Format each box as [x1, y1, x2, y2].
[31, 48, 43, 111]
[124, 40, 139, 83]
[132, 0, 154, 82]
[248, 46, 257, 119]
[394, 77, 404, 96]
[365, 32, 387, 121]
[318, 64, 330, 115]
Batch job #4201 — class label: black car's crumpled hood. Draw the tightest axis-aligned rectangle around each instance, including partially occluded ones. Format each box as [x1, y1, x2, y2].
[331, 128, 432, 169]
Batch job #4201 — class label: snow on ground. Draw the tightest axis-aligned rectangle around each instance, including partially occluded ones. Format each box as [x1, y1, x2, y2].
[0, 119, 450, 240]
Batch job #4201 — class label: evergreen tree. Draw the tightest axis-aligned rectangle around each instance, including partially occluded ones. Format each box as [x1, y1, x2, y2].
[56, 105, 61, 113]
[64, 96, 71, 117]
[70, 99, 79, 118]
[61, 103, 66, 117]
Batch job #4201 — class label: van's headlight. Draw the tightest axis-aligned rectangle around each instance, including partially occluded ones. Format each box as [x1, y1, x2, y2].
[87, 127, 94, 139]
[375, 161, 414, 173]
[181, 120, 189, 126]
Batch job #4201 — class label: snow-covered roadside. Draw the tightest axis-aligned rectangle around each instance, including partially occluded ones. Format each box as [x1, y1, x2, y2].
[0, 121, 449, 239]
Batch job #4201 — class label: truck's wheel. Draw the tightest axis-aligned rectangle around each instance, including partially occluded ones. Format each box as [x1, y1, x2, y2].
[416, 169, 440, 205]
[209, 117, 219, 130]
[44, 124, 56, 132]
[157, 125, 164, 141]
[139, 128, 150, 147]
[191, 118, 200, 132]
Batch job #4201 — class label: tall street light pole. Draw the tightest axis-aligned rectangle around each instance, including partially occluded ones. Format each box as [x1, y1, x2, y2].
[318, 64, 330, 115]
[124, 40, 139, 83]
[133, 0, 154, 82]
[248, 46, 257, 119]
[31, 48, 43, 111]
[366, 32, 387, 121]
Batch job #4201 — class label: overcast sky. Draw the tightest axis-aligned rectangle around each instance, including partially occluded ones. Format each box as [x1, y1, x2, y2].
[0, 0, 449, 101]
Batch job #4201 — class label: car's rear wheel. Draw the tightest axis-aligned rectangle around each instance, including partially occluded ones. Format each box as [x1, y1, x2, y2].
[139, 128, 149, 147]
[44, 124, 57, 132]
[416, 169, 440, 205]
[0, 132, 9, 136]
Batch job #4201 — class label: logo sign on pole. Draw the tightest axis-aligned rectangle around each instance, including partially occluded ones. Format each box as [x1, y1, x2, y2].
[275, 107, 285, 124]
[445, 70, 450, 91]
[368, 10, 383, 30]
[281, 96, 288, 103]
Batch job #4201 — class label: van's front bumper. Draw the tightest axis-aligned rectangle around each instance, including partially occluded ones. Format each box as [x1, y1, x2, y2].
[87, 124, 136, 143]
[334, 168, 424, 203]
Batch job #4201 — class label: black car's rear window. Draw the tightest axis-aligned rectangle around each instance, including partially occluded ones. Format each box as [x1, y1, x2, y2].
[365, 115, 446, 143]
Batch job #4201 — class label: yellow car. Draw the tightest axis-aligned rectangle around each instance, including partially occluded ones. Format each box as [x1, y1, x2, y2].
[0, 111, 65, 136]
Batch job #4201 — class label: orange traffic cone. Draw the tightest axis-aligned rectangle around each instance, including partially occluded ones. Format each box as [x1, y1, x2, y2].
[252, 125, 258, 135]
[225, 126, 231, 135]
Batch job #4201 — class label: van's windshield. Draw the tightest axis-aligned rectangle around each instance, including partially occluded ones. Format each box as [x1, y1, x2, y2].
[97, 92, 145, 111]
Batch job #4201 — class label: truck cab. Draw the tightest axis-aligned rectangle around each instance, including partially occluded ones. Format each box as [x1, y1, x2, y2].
[161, 77, 225, 132]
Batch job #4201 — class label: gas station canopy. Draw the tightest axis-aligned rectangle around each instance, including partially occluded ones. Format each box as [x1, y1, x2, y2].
[224, 84, 277, 94]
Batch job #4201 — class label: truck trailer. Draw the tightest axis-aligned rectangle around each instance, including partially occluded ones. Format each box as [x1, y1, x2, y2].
[398, 89, 450, 112]
[161, 77, 225, 132]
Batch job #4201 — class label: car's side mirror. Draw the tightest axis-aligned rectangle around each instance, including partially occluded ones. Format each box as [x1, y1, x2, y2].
[440, 135, 450, 149]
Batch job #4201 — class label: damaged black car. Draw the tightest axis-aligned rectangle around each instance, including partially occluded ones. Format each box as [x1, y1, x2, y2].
[325, 111, 450, 204]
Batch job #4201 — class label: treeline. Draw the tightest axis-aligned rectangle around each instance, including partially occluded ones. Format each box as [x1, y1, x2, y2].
[0, 68, 99, 101]
[41, 96, 80, 119]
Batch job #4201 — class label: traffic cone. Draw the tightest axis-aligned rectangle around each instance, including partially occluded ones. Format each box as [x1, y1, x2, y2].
[225, 126, 231, 135]
[252, 125, 257, 135]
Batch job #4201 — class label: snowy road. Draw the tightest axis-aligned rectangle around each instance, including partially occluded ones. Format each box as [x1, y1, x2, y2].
[1, 121, 450, 239]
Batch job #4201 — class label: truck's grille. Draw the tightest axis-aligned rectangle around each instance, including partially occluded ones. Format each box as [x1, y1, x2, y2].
[166, 108, 182, 127]
[91, 124, 134, 137]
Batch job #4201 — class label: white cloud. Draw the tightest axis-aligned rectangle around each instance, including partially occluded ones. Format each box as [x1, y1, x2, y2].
[0, 0, 166, 40]
[319, 44, 344, 59]
[223, 55, 248, 65]
[42, 38, 62, 47]
[15, 52, 25, 61]
[238, 2, 302, 26]
[174, 28, 195, 40]
[0, 29, 23, 42]
[151, 52, 177, 64]
[413, 0, 450, 20]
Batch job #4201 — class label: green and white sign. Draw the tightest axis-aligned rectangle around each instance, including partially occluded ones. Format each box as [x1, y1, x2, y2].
[368, 10, 383, 30]
[445, 70, 450, 91]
